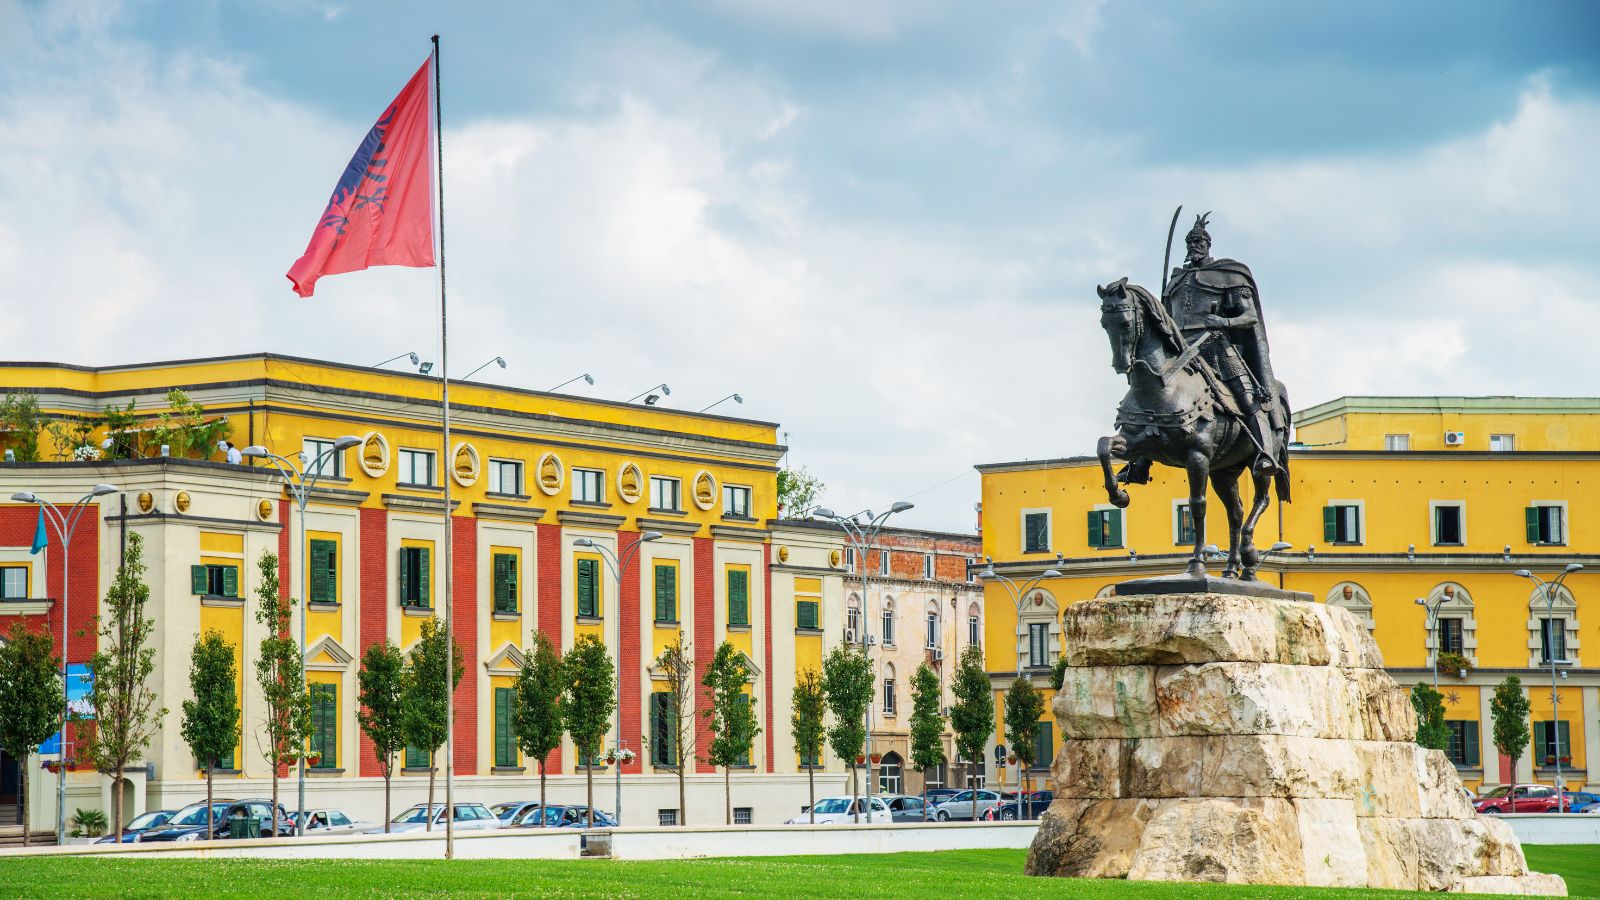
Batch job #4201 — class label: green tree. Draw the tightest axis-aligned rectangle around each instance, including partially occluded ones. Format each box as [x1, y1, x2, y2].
[908, 663, 946, 822]
[254, 550, 312, 836]
[0, 393, 44, 462]
[653, 633, 695, 825]
[148, 388, 230, 459]
[1004, 676, 1045, 819]
[403, 616, 464, 831]
[180, 630, 239, 840]
[950, 644, 994, 822]
[1491, 675, 1532, 813]
[1410, 683, 1450, 752]
[1050, 656, 1070, 691]
[79, 532, 165, 840]
[703, 640, 760, 825]
[821, 645, 873, 823]
[357, 640, 407, 832]
[791, 667, 827, 825]
[775, 466, 824, 517]
[0, 623, 62, 846]
[514, 630, 566, 827]
[563, 634, 615, 829]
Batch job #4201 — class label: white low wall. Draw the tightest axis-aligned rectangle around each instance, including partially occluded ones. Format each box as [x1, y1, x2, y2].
[1499, 813, 1600, 845]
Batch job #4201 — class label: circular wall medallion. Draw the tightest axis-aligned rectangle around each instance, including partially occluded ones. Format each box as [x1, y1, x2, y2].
[136, 491, 154, 514]
[451, 442, 480, 488]
[692, 470, 717, 511]
[174, 491, 191, 513]
[777, 545, 790, 563]
[830, 549, 842, 567]
[617, 463, 643, 504]
[359, 432, 390, 477]
[535, 453, 564, 496]
[257, 499, 275, 522]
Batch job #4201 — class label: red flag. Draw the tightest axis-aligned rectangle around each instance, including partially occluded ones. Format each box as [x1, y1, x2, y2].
[287, 58, 435, 297]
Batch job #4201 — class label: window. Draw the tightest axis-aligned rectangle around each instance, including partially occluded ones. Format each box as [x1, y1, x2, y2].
[1440, 617, 1464, 655]
[878, 550, 890, 577]
[846, 602, 862, 639]
[1028, 622, 1049, 668]
[1088, 509, 1122, 549]
[488, 459, 523, 495]
[843, 547, 856, 574]
[650, 692, 678, 767]
[0, 566, 28, 599]
[649, 476, 681, 512]
[1490, 434, 1516, 452]
[1433, 504, 1464, 546]
[494, 687, 517, 768]
[309, 684, 337, 768]
[1535, 721, 1572, 763]
[190, 564, 240, 598]
[1023, 512, 1049, 553]
[1539, 617, 1567, 664]
[492, 553, 519, 613]
[966, 557, 975, 584]
[878, 753, 903, 794]
[397, 546, 431, 607]
[797, 596, 820, 630]
[881, 601, 895, 646]
[1526, 505, 1565, 545]
[1384, 434, 1410, 451]
[309, 539, 338, 604]
[733, 807, 752, 825]
[727, 567, 749, 626]
[1175, 503, 1195, 545]
[573, 468, 604, 504]
[1032, 721, 1054, 769]
[723, 484, 751, 518]
[397, 448, 435, 486]
[405, 743, 430, 769]
[1445, 720, 1480, 768]
[303, 437, 345, 478]
[968, 613, 980, 647]
[1322, 504, 1362, 544]
[658, 809, 679, 827]
[923, 554, 935, 580]
[653, 563, 677, 622]
[576, 558, 600, 618]
[926, 612, 938, 650]
[882, 677, 896, 716]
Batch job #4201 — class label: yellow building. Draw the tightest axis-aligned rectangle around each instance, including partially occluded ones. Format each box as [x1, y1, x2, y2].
[976, 396, 1599, 794]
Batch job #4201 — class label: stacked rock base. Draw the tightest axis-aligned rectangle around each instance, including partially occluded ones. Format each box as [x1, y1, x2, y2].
[1024, 592, 1565, 895]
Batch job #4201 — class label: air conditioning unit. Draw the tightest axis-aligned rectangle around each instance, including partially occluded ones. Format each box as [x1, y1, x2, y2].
[846, 628, 858, 644]
[866, 634, 879, 646]
[1444, 431, 1465, 446]
[933, 649, 945, 662]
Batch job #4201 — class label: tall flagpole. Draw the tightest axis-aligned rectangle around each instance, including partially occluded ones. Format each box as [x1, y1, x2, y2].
[431, 33, 456, 861]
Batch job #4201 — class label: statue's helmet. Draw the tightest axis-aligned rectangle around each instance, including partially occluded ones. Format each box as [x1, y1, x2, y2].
[1185, 212, 1212, 244]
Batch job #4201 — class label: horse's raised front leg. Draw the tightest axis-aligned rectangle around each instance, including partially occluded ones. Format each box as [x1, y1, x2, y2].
[1097, 434, 1130, 508]
[1211, 466, 1246, 579]
[1238, 468, 1274, 581]
[1184, 451, 1209, 577]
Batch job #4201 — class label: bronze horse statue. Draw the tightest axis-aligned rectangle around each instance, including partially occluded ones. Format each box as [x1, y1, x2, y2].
[1094, 277, 1290, 581]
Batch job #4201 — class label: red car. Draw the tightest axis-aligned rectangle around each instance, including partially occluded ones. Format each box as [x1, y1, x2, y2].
[1473, 784, 1569, 814]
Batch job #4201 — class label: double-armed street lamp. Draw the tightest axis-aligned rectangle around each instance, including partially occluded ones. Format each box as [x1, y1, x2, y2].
[1414, 594, 1448, 688]
[1514, 563, 1584, 805]
[978, 558, 1062, 821]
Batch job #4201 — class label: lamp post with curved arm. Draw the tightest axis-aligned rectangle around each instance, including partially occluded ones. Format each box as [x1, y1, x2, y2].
[979, 560, 1062, 822]
[241, 436, 361, 835]
[10, 484, 119, 846]
[1413, 594, 1447, 688]
[574, 530, 663, 826]
[1514, 563, 1583, 805]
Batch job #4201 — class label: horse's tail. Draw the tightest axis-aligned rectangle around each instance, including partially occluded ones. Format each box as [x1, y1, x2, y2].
[1274, 380, 1292, 503]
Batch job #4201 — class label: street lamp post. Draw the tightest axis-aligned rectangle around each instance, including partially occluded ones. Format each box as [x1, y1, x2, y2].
[1413, 595, 1447, 688]
[1514, 564, 1583, 809]
[978, 560, 1061, 822]
[241, 436, 361, 835]
[11, 483, 119, 845]
[574, 531, 663, 827]
[812, 501, 913, 823]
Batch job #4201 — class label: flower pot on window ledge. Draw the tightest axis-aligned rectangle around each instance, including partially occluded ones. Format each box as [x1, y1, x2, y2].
[1560, 756, 1573, 766]
[855, 755, 866, 765]
[1436, 651, 1472, 678]
[1545, 755, 1557, 766]
[870, 753, 882, 764]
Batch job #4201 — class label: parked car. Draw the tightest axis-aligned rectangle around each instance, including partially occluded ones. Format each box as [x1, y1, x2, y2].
[1561, 792, 1600, 814]
[375, 802, 503, 834]
[1473, 785, 1569, 814]
[984, 790, 1053, 820]
[491, 800, 543, 824]
[296, 808, 370, 835]
[932, 789, 1001, 821]
[881, 794, 931, 822]
[96, 809, 176, 843]
[509, 804, 617, 828]
[922, 788, 964, 806]
[784, 796, 891, 824]
[138, 799, 297, 842]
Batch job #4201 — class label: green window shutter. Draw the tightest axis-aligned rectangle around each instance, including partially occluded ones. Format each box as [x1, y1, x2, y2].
[492, 554, 509, 610]
[577, 558, 596, 618]
[1464, 721, 1480, 767]
[728, 570, 748, 626]
[191, 564, 208, 595]
[1323, 506, 1338, 543]
[797, 599, 817, 630]
[1526, 507, 1541, 543]
[1107, 510, 1122, 548]
[221, 565, 239, 598]
[505, 555, 518, 611]
[650, 693, 664, 766]
[418, 547, 431, 607]
[494, 687, 515, 767]
[398, 549, 411, 604]
[1087, 511, 1102, 548]
[310, 540, 336, 603]
[655, 565, 675, 621]
[309, 684, 336, 768]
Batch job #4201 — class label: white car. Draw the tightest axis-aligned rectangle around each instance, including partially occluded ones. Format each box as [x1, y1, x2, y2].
[786, 796, 892, 824]
[297, 808, 371, 835]
[371, 803, 502, 834]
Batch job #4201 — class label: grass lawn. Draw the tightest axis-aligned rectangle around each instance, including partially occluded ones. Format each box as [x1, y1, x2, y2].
[3, 847, 1594, 898]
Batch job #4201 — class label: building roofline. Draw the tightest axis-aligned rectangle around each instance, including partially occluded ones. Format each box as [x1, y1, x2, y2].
[1293, 395, 1600, 428]
[976, 448, 1600, 474]
[770, 517, 980, 545]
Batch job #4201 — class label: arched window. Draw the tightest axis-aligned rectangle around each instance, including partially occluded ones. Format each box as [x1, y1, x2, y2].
[1527, 583, 1579, 667]
[1425, 582, 1478, 668]
[882, 663, 897, 716]
[881, 596, 896, 647]
[878, 750, 904, 794]
[846, 594, 862, 642]
[1018, 589, 1059, 671]
[1325, 582, 1376, 633]
[925, 600, 941, 650]
[966, 602, 981, 649]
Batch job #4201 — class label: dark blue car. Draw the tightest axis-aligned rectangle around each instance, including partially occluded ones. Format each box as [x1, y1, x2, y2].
[95, 809, 176, 843]
[510, 804, 617, 828]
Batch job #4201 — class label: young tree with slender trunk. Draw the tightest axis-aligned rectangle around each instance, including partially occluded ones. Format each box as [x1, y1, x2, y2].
[0, 623, 62, 846]
[180, 630, 238, 841]
[1411, 683, 1450, 752]
[563, 634, 615, 829]
[514, 630, 565, 827]
[822, 645, 873, 823]
[791, 667, 827, 825]
[357, 640, 407, 832]
[79, 532, 165, 841]
[703, 641, 760, 825]
[254, 551, 311, 836]
[1004, 676, 1045, 819]
[402, 616, 463, 831]
[950, 644, 994, 823]
[908, 663, 945, 823]
[653, 633, 695, 825]
[1492, 675, 1532, 814]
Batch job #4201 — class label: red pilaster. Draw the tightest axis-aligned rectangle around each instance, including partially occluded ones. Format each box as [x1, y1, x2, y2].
[450, 515, 478, 775]
[693, 537, 715, 773]
[535, 522, 563, 774]
[617, 530, 643, 773]
[763, 551, 775, 772]
[278, 498, 291, 603]
[0, 504, 98, 657]
[358, 506, 389, 777]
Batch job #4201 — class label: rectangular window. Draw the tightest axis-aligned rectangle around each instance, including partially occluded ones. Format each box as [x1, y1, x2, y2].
[843, 547, 856, 574]
[726, 567, 749, 626]
[878, 550, 890, 577]
[309, 539, 338, 604]
[1033, 721, 1054, 769]
[309, 684, 337, 768]
[882, 607, 895, 645]
[883, 678, 896, 716]
[0, 566, 28, 599]
[1028, 622, 1049, 668]
[1175, 503, 1195, 545]
[723, 484, 751, 518]
[733, 807, 752, 825]
[1433, 504, 1464, 545]
[405, 743, 430, 769]
[966, 557, 975, 584]
[488, 459, 523, 495]
[303, 437, 345, 478]
[796, 598, 820, 630]
[397, 546, 431, 608]
[576, 557, 599, 618]
[1527, 505, 1565, 545]
[1439, 617, 1464, 655]
[1023, 512, 1050, 553]
[492, 552, 519, 613]
[846, 605, 862, 638]
[1322, 504, 1362, 544]
[494, 687, 517, 768]
[1384, 433, 1410, 451]
[1088, 509, 1123, 549]
[658, 809, 678, 827]
[926, 613, 938, 650]
[649, 476, 681, 512]
[1490, 434, 1516, 452]
[191, 564, 241, 598]
[653, 563, 677, 622]
[397, 448, 436, 486]
[923, 553, 935, 580]
[1445, 720, 1480, 768]
[572, 468, 604, 504]
[1540, 618, 1567, 664]
[1535, 720, 1573, 762]
[968, 615, 980, 647]
[650, 692, 678, 767]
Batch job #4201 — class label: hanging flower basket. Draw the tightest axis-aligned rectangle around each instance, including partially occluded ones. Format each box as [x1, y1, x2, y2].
[855, 755, 866, 765]
[1545, 755, 1557, 766]
[1560, 756, 1573, 766]
[1006, 755, 1017, 766]
[604, 748, 636, 766]
[870, 753, 882, 764]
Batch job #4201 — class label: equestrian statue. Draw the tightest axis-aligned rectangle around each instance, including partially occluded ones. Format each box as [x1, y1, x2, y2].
[1095, 209, 1291, 583]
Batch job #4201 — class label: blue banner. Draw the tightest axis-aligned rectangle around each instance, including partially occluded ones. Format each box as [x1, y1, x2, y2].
[38, 664, 92, 757]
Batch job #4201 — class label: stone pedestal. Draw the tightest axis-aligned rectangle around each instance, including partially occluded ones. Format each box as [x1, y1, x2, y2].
[1025, 593, 1565, 895]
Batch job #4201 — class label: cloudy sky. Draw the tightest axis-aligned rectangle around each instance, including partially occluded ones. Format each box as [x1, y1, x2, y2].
[2, 1, 1597, 532]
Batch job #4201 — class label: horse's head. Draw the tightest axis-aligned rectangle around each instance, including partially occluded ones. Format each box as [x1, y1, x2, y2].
[1097, 277, 1139, 375]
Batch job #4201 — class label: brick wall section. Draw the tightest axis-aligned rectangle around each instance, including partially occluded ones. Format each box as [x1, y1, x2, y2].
[763, 551, 774, 773]
[693, 537, 715, 773]
[535, 523, 562, 774]
[357, 506, 388, 777]
[617, 530, 643, 774]
[450, 515, 477, 775]
[278, 498, 291, 603]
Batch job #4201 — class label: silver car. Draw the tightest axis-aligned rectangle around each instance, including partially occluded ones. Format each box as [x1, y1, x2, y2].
[371, 802, 501, 834]
[297, 808, 370, 835]
[932, 789, 1001, 821]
